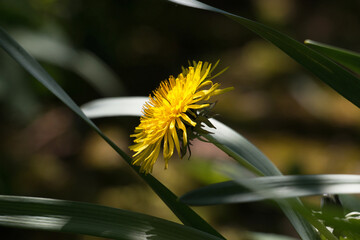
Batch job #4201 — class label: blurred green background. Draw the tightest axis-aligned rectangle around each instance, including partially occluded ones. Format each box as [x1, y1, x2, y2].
[0, 0, 360, 239]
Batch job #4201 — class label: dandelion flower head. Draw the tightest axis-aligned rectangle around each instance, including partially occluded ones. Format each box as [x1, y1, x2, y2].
[129, 61, 233, 174]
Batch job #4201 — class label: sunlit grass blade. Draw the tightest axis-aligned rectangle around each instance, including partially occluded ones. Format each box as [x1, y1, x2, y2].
[305, 39, 360, 74]
[168, 0, 360, 110]
[180, 175, 360, 205]
[0, 195, 223, 240]
[82, 97, 147, 118]
[0, 27, 224, 239]
[81, 97, 321, 240]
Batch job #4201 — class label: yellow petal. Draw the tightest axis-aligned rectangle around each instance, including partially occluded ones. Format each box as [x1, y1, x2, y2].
[170, 119, 181, 156]
[187, 103, 209, 110]
[176, 118, 188, 146]
[180, 113, 196, 126]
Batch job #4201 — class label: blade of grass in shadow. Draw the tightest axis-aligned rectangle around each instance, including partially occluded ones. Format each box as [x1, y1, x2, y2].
[81, 97, 322, 240]
[0, 27, 224, 239]
[168, 0, 360, 109]
[0, 195, 223, 240]
[180, 175, 360, 205]
[304, 39, 360, 75]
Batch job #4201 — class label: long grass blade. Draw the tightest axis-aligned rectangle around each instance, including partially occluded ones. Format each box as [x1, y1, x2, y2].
[0, 195, 222, 240]
[180, 174, 360, 205]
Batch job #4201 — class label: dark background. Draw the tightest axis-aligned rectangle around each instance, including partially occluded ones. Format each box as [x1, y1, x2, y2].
[0, 0, 360, 239]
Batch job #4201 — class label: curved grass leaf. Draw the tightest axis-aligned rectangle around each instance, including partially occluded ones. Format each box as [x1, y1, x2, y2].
[202, 121, 280, 177]
[82, 97, 146, 118]
[305, 40, 360, 75]
[0, 27, 223, 239]
[81, 97, 321, 240]
[0, 195, 222, 240]
[168, 0, 360, 109]
[180, 174, 360, 205]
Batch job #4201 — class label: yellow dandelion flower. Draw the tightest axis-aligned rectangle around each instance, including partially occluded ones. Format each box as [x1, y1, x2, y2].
[129, 61, 233, 174]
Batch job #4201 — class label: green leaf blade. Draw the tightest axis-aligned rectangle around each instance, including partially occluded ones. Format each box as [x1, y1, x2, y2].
[82, 97, 147, 118]
[0, 195, 223, 240]
[181, 174, 360, 205]
[305, 39, 360, 74]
